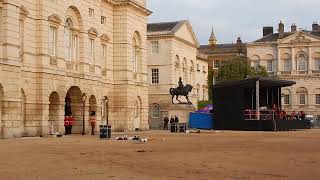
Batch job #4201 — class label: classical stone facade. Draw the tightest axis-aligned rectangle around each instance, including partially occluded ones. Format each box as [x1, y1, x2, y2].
[0, 0, 151, 138]
[247, 22, 320, 119]
[147, 20, 208, 129]
[198, 28, 246, 86]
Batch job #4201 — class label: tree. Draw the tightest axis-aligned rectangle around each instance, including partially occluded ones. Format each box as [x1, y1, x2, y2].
[218, 56, 268, 82]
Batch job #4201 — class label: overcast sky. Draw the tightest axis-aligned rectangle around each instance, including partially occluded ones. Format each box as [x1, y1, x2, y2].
[147, 0, 320, 45]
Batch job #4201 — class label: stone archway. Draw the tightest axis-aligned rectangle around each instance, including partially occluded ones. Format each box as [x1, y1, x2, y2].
[65, 86, 83, 134]
[89, 95, 97, 115]
[49, 92, 60, 134]
[0, 84, 4, 138]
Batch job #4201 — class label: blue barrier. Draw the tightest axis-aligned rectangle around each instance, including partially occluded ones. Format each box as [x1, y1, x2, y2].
[189, 112, 214, 129]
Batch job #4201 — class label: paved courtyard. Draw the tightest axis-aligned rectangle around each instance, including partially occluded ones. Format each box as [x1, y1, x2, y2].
[1, 130, 320, 180]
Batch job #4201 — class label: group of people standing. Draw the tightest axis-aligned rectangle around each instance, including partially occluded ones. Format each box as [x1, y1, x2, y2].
[63, 111, 97, 135]
[163, 115, 179, 130]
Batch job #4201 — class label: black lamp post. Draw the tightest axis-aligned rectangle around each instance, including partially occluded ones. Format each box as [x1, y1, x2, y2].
[82, 93, 87, 135]
[103, 96, 109, 125]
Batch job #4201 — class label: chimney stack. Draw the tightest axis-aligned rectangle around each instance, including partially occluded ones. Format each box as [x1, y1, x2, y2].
[291, 23, 297, 32]
[236, 37, 243, 54]
[263, 26, 273, 37]
[312, 22, 319, 31]
[278, 21, 285, 38]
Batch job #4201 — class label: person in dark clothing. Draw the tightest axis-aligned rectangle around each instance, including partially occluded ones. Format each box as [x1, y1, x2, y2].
[174, 116, 179, 123]
[164, 115, 169, 130]
[170, 116, 175, 123]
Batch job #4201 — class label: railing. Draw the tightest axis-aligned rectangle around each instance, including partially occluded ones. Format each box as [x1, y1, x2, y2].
[244, 110, 275, 121]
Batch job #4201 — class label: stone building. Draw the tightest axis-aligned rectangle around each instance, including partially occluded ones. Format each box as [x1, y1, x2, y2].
[247, 22, 320, 119]
[198, 28, 246, 86]
[147, 20, 208, 129]
[0, 0, 151, 138]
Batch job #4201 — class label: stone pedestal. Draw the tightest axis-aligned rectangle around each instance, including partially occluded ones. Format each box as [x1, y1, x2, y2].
[166, 103, 196, 123]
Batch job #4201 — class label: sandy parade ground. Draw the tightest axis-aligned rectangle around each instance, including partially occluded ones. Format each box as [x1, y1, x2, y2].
[1, 130, 320, 180]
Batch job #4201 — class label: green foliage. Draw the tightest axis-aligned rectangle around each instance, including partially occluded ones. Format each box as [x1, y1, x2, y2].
[198, 100, 212, 109]
[218, 56, 268, 82]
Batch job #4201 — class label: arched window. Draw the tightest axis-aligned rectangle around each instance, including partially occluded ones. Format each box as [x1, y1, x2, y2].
[282, 53, 291, 71]
[297, 52, 308, 71]
[266, 54, 274, 72]
[250, 55, 260, 68]
[297, 87, 308, 105]
[151, 104, 160, 118]
[315, 89, 320, 105]
[132, 38, 137, 72]
[64, 18, 73, 60]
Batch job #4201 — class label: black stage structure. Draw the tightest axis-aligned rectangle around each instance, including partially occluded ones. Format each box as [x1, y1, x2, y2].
[212, 77, 311, 131]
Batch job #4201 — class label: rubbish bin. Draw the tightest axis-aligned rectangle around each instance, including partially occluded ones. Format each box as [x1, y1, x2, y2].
[100, 125, 112, 139]
[170, 123, 177, 133]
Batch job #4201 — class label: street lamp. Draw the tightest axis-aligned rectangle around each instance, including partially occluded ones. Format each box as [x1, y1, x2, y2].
[82, 93, 87, 135]
[103, 96, 109, 125]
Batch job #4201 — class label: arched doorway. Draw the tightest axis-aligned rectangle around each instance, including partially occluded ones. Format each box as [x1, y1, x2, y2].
[65, 86, 83, 134]
[133, 97, 142, 130]
[49, 92, 60, 134]
[21, 89, 26, 133]
[0, 84, 4, 138]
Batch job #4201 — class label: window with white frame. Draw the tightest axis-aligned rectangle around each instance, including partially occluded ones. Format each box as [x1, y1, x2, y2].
[284, 94, 290, 105]
[49, 26, 57, 57]
[89, 38, 95, 64]
[151, 105, 160, 118]
[316, 94, 320, 105]
[267, 60, 273, 72]
[299, 93, 307, 105]
[151, 68, 159, 84]
[297, 53, 307, 71]
[214, 60, 220, 69]
[315, 59, 320, 70]
[151, 41, 159, 54]
[72, 35, 78, 60]
[284, 59, 291, 71]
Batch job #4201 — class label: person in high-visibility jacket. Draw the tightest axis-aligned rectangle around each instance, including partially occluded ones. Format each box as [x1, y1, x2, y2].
[69, 114, 75, 134]
[64, 115, 70, 135]
[89, 111, 96, 135]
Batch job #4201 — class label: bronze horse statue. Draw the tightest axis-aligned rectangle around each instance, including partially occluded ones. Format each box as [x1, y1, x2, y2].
[169, 84, 193, 104]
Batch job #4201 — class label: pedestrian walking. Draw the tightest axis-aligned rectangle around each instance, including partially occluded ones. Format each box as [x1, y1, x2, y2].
[89, 111, 96, 135]
[64, 115, 70, 135]
[164, 115, 169, 130]
[68, 114, 75, 134]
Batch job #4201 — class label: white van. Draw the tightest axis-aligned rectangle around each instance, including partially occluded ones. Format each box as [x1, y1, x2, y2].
[305, 115, 315, 123]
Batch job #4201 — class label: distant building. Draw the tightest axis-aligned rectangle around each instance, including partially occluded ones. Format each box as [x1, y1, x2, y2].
[198, 28, 246, 85]
[247, 22, 320, 119]
[147, 20, 208, 129]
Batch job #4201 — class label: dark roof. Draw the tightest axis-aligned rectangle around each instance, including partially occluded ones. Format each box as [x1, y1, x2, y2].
[255, 31, 320, 43]
[147, 21, 180, 33]
[213, 77, 296, 89]
[254, 32, 293, 42]
[198, 43, 247, 55]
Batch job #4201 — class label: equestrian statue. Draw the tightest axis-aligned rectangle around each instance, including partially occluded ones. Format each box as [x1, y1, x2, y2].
[169, 77, 193, 104]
